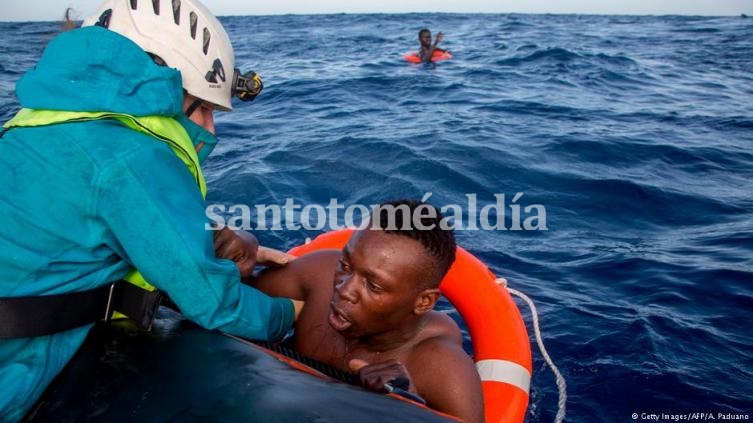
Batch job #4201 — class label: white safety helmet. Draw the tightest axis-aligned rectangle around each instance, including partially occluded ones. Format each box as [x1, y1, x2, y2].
[82, 0, 262, 111]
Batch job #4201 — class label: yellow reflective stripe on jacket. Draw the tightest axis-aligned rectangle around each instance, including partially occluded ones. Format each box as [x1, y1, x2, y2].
[4, 108, 208, 297]
[4, 108, 207, 197]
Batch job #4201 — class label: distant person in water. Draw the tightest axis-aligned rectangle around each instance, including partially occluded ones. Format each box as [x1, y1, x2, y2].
[248, 200, 485, 423]
[418, 28, 445, 63]
[62, 8, 77, 31]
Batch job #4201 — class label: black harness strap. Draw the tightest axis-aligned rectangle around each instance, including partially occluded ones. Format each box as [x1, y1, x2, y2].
[0, 284, 113, 338]
[0, 280, 165, 338]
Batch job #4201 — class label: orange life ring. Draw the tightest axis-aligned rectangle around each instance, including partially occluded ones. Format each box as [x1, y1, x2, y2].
[288, 229, 532, 423]
[403, 50, 453, 63]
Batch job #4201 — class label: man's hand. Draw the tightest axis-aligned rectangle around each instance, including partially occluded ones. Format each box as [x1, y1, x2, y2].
[256, 245, 295, 267]
[434, 32, 444, 45]
[214, 228, 297, 278]
[213, 227, 259, 277]
[349, 358, 415, 393]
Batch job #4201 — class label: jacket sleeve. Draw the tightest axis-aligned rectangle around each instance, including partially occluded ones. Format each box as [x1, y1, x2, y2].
[93, 141, 294, 341]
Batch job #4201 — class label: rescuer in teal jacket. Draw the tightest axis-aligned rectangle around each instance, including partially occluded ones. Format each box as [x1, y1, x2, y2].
[0, 1, 297, 420]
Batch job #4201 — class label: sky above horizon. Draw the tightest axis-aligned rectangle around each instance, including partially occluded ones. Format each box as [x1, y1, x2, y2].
[2, 0, 752, 22]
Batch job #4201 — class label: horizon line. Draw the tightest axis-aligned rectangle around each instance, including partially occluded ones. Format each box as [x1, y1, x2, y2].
[1, 10, 749, 23]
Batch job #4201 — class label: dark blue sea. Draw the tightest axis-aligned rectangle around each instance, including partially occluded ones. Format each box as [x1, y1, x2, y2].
[1, 13, 752, 423]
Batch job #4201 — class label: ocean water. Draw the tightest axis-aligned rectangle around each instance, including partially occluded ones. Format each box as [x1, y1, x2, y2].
[2, 13, 752, 422]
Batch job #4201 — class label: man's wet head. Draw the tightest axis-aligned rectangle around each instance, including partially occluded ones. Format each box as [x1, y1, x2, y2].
[328, 200, 456, 337]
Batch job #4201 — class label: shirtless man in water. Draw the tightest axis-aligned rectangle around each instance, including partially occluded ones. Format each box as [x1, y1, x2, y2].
[249, 200, 484, 423]
[418, 28, 445, 63]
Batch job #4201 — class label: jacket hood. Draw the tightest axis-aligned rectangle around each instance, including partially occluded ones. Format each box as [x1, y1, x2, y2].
[16, 26, 183, 117]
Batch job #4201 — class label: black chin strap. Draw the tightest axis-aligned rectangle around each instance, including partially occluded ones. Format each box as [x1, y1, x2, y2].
[184, 99, 203, 119]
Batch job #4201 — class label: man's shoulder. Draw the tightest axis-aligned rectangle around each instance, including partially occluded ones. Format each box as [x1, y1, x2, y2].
[412, 312, 464, 354]
[284, 249, 341, 294]
[250, 249, 339, 301]
[408, 313, 479, 385]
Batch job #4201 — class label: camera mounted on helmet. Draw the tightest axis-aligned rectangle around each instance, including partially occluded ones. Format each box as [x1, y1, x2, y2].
[233, 70, 263, 102]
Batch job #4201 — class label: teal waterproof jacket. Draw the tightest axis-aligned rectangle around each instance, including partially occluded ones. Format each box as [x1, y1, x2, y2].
[0, 27, 294, 421]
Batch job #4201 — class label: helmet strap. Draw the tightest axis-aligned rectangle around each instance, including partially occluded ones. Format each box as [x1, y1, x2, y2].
[184, 99, 203, 119]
